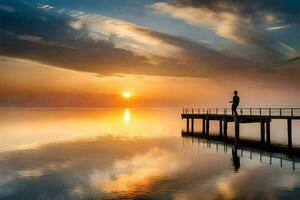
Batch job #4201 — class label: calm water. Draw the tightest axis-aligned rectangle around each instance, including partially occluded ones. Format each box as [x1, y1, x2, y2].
[0, 109, 300, 200]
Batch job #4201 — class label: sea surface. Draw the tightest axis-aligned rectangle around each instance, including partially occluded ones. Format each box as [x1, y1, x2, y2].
[0, 108, 300, 200]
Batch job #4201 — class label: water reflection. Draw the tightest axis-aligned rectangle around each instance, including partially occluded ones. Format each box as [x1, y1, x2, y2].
[231, 147, 240, 172]
[0, 109, 299, 199]
[0, 109, 181, 152]
[123, 108, 131, 123]
[0, 136, 299, 199]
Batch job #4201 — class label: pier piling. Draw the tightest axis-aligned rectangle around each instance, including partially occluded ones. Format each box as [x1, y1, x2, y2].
[191, 118, 194, 133]
[205, 117, 210, 136]
[202, 118, 205, 135]
[287, 119, 293, 153]
[223, 117, 228, 141]
[266, 120, 271, 147]
[234, 116, 240, 146]
[260, 120, 265, 145]
[219, 120, 223, 137]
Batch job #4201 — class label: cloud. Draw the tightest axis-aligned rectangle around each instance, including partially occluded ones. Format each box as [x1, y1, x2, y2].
[266, 25, 291, 31]
[0, 1, 257, 79]
[0, 0, 300, 89]
[68, 11, 182, 59]
[151, 1, 300, 61]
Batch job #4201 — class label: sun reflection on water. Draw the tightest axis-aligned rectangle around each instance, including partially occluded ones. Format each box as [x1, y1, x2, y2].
[123, 108, 131, 123]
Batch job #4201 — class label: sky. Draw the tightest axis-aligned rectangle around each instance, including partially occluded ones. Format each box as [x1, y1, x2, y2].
[0, 0, 300, 107]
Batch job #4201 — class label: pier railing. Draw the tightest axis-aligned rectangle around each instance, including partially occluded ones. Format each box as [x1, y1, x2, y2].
[183, 108, 300, 117]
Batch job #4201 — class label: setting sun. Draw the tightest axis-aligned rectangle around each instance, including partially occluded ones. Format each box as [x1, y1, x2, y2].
[122, 92, 132, 99]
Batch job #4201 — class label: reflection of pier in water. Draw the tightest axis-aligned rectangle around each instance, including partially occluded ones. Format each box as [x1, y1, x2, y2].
[182, 108, 300, 155]
[182, 135, 300, 171]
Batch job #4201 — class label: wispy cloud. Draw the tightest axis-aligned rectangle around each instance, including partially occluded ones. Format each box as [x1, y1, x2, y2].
[68, 11, 182, 59]
[266, 25, 291, 31]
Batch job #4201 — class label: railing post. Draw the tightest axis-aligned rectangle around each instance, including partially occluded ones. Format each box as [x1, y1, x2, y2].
[269, 108, 271, 116]
[280, 108, 282, 116]
[250, 108, 252, 115]
[216, 108, 218, 114]
[291, 108, 294, 117]
[260, 108, 262, 116]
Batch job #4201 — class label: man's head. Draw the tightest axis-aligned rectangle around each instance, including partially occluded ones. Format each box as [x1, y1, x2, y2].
[234, 90, 238, 95]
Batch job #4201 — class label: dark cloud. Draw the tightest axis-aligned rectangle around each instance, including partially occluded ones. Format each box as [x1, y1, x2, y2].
[0, 1, 254, 78]
[0, 0, 299, 85]
[167, 0, 300, 60]
[171, 0, 300, 17]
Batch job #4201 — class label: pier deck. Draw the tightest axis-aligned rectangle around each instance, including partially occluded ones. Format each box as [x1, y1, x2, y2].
[181, 108, 300, 155]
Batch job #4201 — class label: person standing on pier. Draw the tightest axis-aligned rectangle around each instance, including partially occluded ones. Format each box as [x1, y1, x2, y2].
[230, 90, 240, 116]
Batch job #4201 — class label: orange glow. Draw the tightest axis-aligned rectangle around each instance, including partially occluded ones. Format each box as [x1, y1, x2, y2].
[122, 91, 132, 99]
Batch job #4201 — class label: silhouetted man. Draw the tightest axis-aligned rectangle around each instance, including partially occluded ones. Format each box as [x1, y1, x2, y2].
[230, 90, 239, 116]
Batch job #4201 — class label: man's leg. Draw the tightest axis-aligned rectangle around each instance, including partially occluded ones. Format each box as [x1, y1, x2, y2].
[234, 106, 238, 116]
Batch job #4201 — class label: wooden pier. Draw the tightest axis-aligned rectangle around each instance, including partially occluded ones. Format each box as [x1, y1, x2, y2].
[181, 108, 300, 155]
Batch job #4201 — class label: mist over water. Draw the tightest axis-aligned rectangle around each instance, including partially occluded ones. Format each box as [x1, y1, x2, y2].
[0, 109, 299, 200]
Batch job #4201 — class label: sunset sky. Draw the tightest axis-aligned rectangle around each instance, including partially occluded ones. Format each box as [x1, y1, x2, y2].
[1, 0, 300, 107]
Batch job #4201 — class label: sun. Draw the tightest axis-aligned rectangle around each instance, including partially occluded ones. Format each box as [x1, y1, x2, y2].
[122, 91, 132, 99]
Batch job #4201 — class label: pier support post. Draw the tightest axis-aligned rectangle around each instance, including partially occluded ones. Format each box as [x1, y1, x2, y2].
[287, 119, 293, 153]
[186, 118, 190, 133]
[191, 118, 194, 133]
[206, 117, 210, 136]
[202, 118, 206, 135]
[260, 120, 265, 145]
[266, 119, 271, 148]
[223, 117, 228, 141]
[234, 116, 240, 146]
[219, 120, 223, 137]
